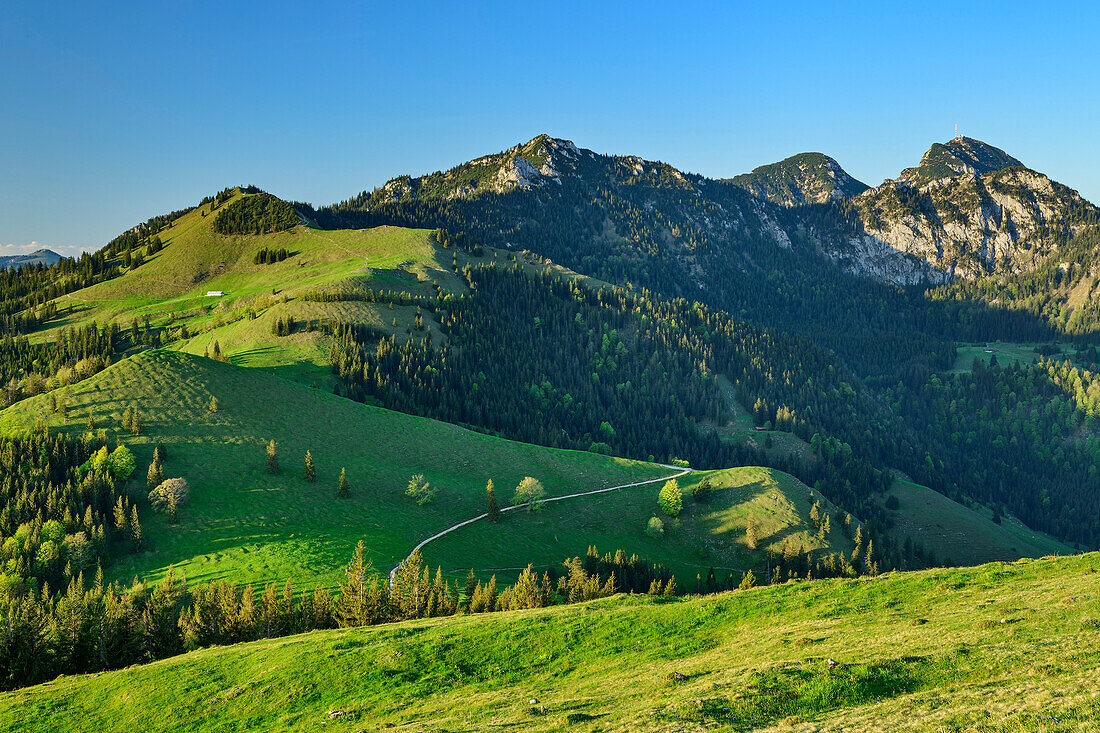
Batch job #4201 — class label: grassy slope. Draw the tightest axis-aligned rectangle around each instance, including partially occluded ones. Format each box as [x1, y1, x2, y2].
[37, 191, 462, 387]
[0, 351, 847, 589]
[429, 466, 853, 584]
[951, 341, 1079, 373]
[883, 476, 1074, 565]
[4, 553, 1097, 732]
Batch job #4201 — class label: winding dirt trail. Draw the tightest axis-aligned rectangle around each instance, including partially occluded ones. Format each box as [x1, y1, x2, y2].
[388, 466, 691, 584]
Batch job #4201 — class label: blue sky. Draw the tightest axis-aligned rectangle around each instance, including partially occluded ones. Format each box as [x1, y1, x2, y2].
[2, 1, 1098, 254]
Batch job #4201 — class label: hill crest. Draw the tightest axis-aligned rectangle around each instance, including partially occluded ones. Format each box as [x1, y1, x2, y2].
[728, 151, 869, 205]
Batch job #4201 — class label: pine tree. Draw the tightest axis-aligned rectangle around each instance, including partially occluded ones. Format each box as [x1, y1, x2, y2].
[463, 569, 476, 613]
[485, 479, 500, 522]
[335, 540, 372, 628]
[338, 467, 349, 499]
[113, 498, 129, 534]
[130, 506, 143, 550]
[304, 450, 315, 481]
[208, 396, 218, 413]
[147, 458, 163, 492]
[738, 569, 757, 590]
[266, 440, 279, 474]
[392, 549, 426, 620]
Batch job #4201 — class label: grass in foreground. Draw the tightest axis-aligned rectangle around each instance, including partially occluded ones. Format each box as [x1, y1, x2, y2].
[3, 553, 1097, 732]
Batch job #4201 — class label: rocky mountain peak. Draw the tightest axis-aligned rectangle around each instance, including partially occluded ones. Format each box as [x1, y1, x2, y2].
[899, 136, 1024, 186]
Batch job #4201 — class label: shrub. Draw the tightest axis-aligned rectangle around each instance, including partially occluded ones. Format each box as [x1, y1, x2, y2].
[646, 516, 665, 538]
[150, 478, 189, 513]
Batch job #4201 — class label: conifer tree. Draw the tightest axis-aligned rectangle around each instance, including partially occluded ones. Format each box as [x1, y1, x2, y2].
[335, 540, 371, 628]
[746, 517, 759, 550]
[485, 479, 500, 521]
[129, 506, 143, 550]
[208, 396, 218, 413]
[738, 569, 757, 590]
[338, 467, 349, 499]
[266, 440, 279, 474]
[147, 458, 163, 492]
[464, 569, 476, 613]
[304, 450, 315, 481]
[392, 549, 426, 620]
[113, 498, 129, 534]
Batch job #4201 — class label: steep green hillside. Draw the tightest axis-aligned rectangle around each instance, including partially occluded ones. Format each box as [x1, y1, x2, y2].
[4, 553, 1096, 732]
[882, 475, 1073, 566]
[0, 350, 849, 589]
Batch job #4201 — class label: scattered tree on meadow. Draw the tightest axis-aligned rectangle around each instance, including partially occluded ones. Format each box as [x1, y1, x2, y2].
[746, 517, 759, 550]
[646, 516, 664, 538]
[692, 475, 713, 502]
[658, 479, 682, 517]
[130, 505, 143, 550]
[513, 476, 546, 512]
[338, 467, 349, 499]
[147, 456, 164, 492]
[208, 396, 218, 413]
[485, 479, 500, 521]
[405, 473, 434, 505]
[266, 440, 279, 474]
[738, 569, 757, 590]
[335, 540, 373, 627]
[150, 478, 189, 514]
[304, 450, 315, 481]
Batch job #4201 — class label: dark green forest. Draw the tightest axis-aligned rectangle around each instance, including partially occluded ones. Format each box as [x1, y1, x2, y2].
[213, 192, 301, 235]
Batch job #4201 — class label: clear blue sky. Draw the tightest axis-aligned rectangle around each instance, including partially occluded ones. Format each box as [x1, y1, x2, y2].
[3, 1, 1098, 255]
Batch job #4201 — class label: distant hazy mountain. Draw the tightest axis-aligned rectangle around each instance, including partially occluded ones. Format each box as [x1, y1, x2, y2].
[0, 248, 63, 269]
[727, 152, 869, 206]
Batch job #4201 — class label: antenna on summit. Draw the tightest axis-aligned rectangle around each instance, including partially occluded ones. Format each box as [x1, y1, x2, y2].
[955, 123, 958, 138]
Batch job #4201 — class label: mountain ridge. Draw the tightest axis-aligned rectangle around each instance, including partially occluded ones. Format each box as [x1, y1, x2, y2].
[0, 248, 63, 269]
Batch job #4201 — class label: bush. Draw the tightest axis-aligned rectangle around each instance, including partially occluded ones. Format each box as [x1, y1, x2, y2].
[658, 479, 682, 517]
[646, 516, 665, 538]
[149, 478, 189, 513]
